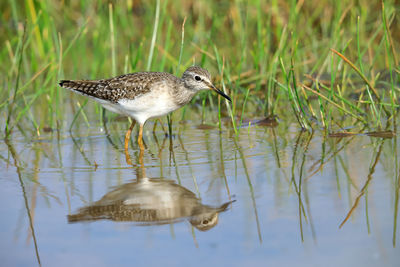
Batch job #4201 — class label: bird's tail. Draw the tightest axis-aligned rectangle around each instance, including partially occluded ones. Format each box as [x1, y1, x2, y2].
[59, 79, 109, 101]
[67, 206, 104, 223]
[59, 80, 100, 92]
[67, 212, 91, 223]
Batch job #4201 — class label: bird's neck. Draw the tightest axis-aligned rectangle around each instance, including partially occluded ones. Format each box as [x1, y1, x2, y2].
[172, 81, 198, 106]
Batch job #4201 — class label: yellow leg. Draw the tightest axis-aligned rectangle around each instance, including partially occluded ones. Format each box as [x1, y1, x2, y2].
[125, 150, 133, 166]
[124, 120, 136, 152]
[137, 146, 146, 178]
[138, 124, 145, 151]
[124, 121, 136, 165]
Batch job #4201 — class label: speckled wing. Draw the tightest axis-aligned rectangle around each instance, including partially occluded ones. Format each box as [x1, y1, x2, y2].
[59, 72, 177, 103]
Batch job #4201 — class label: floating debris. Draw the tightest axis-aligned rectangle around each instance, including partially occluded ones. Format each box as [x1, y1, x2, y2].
[329, 130, 395, 138]
[365, 130, 395, 138]
[196, 124, 216, 130]
[256, 116, 279, 127]
[328, 132, 359, 137]
[42, 126, 54, 133]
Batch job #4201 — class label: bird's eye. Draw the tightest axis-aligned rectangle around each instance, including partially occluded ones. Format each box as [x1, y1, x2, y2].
[195, 75, 201, 81]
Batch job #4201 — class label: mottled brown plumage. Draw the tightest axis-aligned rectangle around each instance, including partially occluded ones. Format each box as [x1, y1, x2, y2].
[67, 200, 159, 222]
[59, 72, 181, 103]
[67, 178, 233, 230]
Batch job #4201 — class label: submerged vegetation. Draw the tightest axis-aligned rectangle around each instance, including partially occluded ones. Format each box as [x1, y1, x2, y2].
[1, 0, 399, 136]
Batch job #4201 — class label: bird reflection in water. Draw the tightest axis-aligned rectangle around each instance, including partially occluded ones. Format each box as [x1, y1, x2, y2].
[68, 151, 233, 231]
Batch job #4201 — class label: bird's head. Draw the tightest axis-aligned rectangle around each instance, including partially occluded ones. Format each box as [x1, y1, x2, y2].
[182, 66, 231, 101]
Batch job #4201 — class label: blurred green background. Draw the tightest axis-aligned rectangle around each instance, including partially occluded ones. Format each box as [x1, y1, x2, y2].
[1, 0, 399, 135]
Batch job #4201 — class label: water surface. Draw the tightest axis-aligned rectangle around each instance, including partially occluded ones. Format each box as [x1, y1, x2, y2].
[1, 118, 399, 266]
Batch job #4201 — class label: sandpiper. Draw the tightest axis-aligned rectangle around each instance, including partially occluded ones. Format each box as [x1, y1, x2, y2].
[59, 66, 231, 151]
[67, 177, 233, 231]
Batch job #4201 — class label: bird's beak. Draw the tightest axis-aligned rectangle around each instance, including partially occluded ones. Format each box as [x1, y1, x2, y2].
[210, 84, 231, 102]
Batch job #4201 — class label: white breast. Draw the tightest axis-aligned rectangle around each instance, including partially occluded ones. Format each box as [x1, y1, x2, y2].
[117, 83, 180, 125]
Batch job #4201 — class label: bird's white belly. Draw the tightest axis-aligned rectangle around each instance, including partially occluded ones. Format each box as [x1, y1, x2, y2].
[98, 100, 124, 115]
[118, 91, 179, 125]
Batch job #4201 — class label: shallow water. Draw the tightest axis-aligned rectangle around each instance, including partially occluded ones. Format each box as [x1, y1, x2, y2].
[1, 118, 399, 266]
